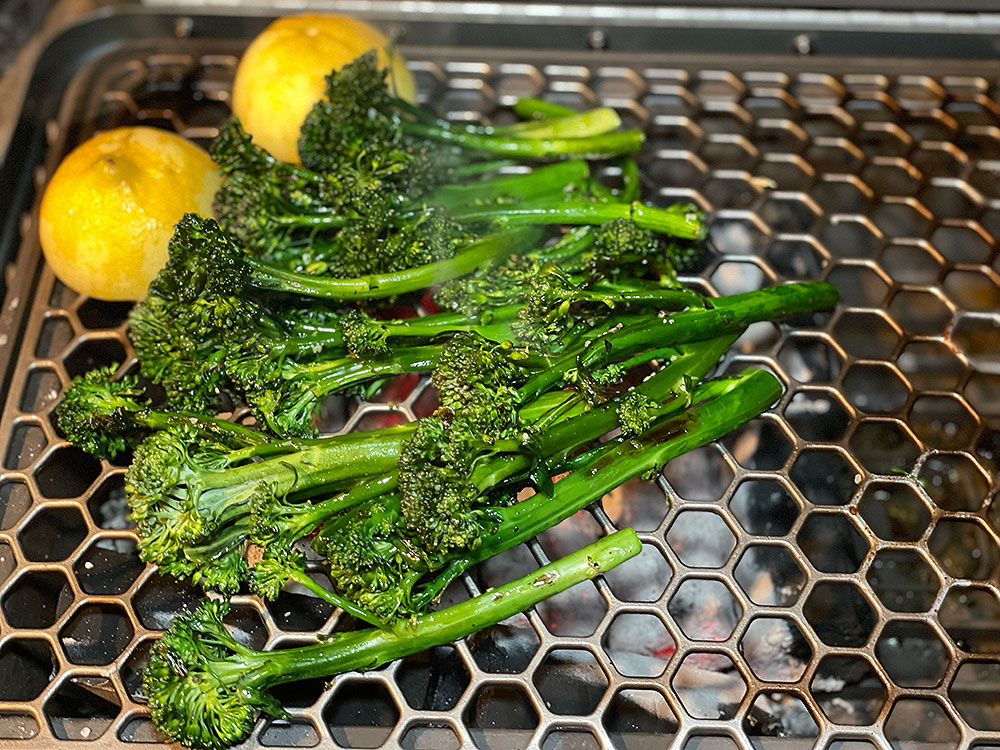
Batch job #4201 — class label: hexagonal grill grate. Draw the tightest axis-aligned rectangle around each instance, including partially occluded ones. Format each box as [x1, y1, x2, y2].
[2, 20, 1000, 750]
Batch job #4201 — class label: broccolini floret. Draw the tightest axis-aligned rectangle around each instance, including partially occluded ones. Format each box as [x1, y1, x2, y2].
[144, 530, 642, 750]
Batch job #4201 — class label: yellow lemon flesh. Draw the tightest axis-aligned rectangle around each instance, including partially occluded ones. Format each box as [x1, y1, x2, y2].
[38, 126, 221, 301]
[232, 14, 416, 164]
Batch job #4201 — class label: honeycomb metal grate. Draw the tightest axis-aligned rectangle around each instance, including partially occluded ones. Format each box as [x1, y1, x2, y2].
[2, 23, 1000, 750]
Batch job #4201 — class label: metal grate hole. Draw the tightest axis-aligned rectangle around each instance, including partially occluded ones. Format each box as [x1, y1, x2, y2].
[858, 482, 931, 542]
[43, 676, 120, 741]
[797, 512, 869, 573]
[928, 519, 999, 580]
[744, 692, 819, 739]
[34, 315, 73, 359]
[0, 713, 39, 740]
[784, 390, 852, 442]
[465, 683, 539, 750]
[74, 299, 132, 330]
[61, 338, 127, 379]
[810, 655, 887, 725]
[888, 289, 954, 335]
[789, 448, 860, 506]
[74, 538, 143, 595]
[601, 478, 669, 532]
[730, 479, 799, 536]
[848, 420, 921, 475]
[833, 310, 900, 360]
[324, 680, 400, 749]
[0, 541, 13, 586]
[951, 662, 1000, 731]
[59, 603, 134, 666]
[4, 421, 47, 470]
[883, 698, 960, 746]
[740, 616, 811, 682]
[535, 649, 608, 715]
[2, 569, 72, 628]
[897, 340, 966, 391]
[776, 335, 842, 382]
[34, 446, 101, 499]
[131, 571, 200, 631]
[19, 505, 87, 561]
[666, 511, 736, 568]
[0, 479, 32, 529]
[723, 418, 794, 471]
[603, 688, 678, 748]
[909, 393, 979, 450]
[672, 652, 746, 720]
[668, 578, 742, 641]
[0, 639, 57, 700]
[603, 612, 673, 678]
[803, 581, 877, 647]
[399, 722, 459, 750]
[940, 586, 1000, 653]
[396, 646, 470, 711]
[734, 545, 807, 606]
[868, 548, 941, 613]
[19, 367, 62, 413]
[918, 452, 989, 512]
[875, 619, 950, 688]
[541, 727, 600, 750]
[258, 719, 321, 748]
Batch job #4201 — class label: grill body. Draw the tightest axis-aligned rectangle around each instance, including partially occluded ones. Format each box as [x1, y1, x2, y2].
[0, 7, 999, 749]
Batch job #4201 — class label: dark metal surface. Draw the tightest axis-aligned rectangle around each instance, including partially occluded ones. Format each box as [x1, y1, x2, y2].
[1, 6, 1000, 749]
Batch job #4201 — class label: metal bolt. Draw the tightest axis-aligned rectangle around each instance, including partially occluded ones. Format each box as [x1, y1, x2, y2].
[588, 29, 608, 50]
[174, 16, 194, 39]
[794, 34, 812, 55]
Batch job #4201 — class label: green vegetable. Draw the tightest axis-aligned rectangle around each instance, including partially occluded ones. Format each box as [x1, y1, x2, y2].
[143, 528, 642, 750]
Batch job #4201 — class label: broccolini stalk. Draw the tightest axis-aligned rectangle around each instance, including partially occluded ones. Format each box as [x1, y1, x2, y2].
[308, 334, 736, 620]
[143, 528, 641, 750]
[518, 280, 839, 402]
[124, 421, 415, 595]
[298, 52, 645, 171]
[409, 368, 782, 609]
[446, 197, 705, 240]
[54, 366, 268, 460]
[153, 213, 544, 303]
[236, 344, 442, 437]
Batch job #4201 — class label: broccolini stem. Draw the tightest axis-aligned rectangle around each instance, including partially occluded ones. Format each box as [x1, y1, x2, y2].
[245, 226, 544, 300]
[512, 98, 577, 120]
[196, 426, 413, 498]
[518, 281, 838, 401]
[393, 96, 622, 140]
[284, 568, 386, 627]
[248, 529, 641, 686]
[401, 120, 645, 160]
[414, 369, 780, 608]
[133, 411, 269, 445]
[298, 345, 441, 397]
[448, 199, 705, 240]
[423, 160, 590, 207]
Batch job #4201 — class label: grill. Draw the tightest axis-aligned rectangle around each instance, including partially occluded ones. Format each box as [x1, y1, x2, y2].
[1, 5, 1000, 748]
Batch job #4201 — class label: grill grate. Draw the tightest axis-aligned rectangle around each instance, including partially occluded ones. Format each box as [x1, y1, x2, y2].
[1, 20, 1000, 749]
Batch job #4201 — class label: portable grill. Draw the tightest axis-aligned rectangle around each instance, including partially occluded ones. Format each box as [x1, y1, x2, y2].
[1, 3, 1000, 748]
